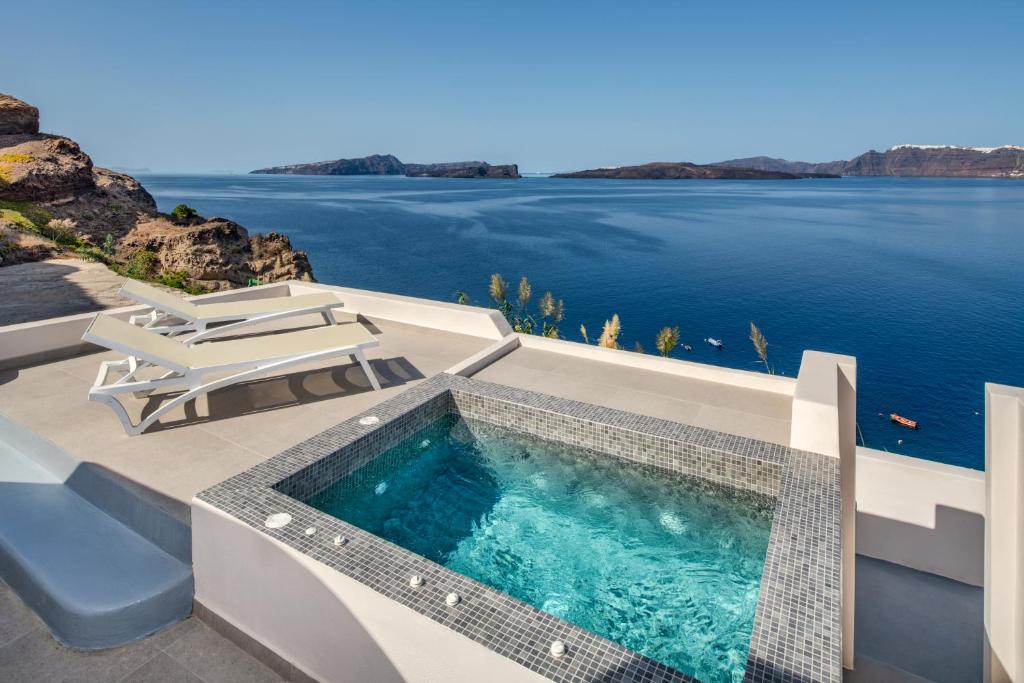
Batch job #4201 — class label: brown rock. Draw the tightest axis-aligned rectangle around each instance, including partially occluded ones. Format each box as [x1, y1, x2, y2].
[0, 134, 94, 201]
[119, 216, 314, 290]
[46, 167, 159, 244]
[0, 224, 62, 265]
[0, 94, 39, 135]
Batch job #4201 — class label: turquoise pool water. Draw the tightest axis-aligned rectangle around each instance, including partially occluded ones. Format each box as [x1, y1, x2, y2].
[306, 416, 774, 682]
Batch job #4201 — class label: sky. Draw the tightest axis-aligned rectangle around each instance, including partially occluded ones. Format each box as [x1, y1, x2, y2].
[3, 1, 1022, 173]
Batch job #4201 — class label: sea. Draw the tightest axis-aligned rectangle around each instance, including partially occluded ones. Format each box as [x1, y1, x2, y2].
[138, 173, 1024, 470]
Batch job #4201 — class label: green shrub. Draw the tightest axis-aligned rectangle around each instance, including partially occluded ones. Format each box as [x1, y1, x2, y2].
[124, 250, 158, 279]
[171, 204, 199, 222]
[155, 270, 204, 294]
[102, 233, 116, 256]
[0, 200, 52, 230]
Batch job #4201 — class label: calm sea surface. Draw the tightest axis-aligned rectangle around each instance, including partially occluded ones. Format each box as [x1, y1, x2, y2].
[139, 174, 1024, 469]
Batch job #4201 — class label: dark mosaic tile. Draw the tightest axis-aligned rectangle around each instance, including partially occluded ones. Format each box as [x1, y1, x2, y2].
[198, 372, 841, 683]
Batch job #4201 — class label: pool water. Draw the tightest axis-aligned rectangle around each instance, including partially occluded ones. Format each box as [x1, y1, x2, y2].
[306, 416, 774, 682]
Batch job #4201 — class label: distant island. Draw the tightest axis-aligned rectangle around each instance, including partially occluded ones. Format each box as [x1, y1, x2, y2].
[251, 154, 520, 178]
[552, 162, 838, 180]
[717, 145, 1024, 178]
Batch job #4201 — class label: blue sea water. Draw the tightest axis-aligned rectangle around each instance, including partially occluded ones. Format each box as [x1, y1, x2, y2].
[140, 174, 1024, 469]
[306, 415, 774, 682]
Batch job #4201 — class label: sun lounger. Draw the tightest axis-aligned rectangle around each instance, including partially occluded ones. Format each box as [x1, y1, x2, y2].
[120, 279, 343, 342]
[83, 313, 381, 435]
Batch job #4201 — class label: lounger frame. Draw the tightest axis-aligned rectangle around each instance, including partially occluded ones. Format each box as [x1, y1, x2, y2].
[87, 331, 381, 436]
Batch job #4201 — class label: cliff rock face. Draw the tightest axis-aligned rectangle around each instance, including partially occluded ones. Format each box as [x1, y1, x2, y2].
[0, 92, 316, 287]
[119, 217, 313, 290]
[251, 154, 406, 176]
[0, 94, 39, 135]
[0, 134, 95, 202]
[251, 155, 521, 178]
[716, 145, 1024, 178]
[552, 162, 835, 180]
[843, 146, 1024, 177]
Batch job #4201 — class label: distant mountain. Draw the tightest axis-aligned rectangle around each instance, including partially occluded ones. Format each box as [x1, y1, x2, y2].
[251, 155, 520, 178]
[716, 145, 1024, 178]
[552, 162, 837, 180]
[714, 156, 847, 176]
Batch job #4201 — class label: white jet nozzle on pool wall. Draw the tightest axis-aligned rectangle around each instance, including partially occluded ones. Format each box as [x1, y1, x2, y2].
[409, 575, 424, 588]
[359, 415, 380, 426]
[334, 535, 348, 547]
[446, 592, 460, 606]
[264, 513, 292, 529]
[550, 640, 567, 658]
[304, 526, 317, 536]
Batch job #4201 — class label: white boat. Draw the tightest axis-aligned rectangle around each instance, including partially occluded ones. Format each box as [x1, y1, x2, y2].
[704, 337, 723, 349]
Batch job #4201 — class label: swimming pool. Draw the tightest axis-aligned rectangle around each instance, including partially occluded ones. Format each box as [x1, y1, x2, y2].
[200, 373, 841, 682]
[307, 415, 774, 682]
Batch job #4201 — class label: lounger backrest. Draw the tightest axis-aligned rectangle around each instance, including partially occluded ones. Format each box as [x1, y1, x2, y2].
[83, 314, 194, 372]
[120, 279, 200, 320]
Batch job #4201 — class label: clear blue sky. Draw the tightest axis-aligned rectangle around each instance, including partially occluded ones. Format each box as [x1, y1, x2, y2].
[4, 1, 1021, 173]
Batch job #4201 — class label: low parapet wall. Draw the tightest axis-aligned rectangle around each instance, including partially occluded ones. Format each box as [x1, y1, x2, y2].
[0, 282, 293, 370]
[517, 333, 797, 396]
[288, 282, 512, 340]
[985, 383, 1024, 682]
[856, 447, 984, 586]
[0, 280, 511, 371]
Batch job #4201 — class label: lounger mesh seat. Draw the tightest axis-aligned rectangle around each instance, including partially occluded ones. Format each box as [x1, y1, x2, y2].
[84, 314, 381, 435]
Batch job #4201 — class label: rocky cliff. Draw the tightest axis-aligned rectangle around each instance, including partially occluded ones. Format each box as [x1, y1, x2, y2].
[843, 145, 1024, 177]
[0, 93, 314, 289]
[717, 145, 1024, 178]
[119, 217, 312, 290]
[552, 162, 836, 180]
[251, 154, 521, 178]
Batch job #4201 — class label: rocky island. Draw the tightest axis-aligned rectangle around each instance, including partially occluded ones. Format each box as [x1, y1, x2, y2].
[0, 93, 313, 290]
[251, 155, 520, 178]
[717, 145, 1024, 178]
[552, 162, 837, 180]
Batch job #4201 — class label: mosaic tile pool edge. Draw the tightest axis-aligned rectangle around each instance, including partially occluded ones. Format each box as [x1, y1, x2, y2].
[198, 373, 841, 683]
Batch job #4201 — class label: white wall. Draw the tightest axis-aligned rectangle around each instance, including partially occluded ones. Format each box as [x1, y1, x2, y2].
[0, 280, 510, 369]
[517, 333, 796, 396]
[0, 282, 292, 369]
[288, 283, 512, 340]
[984, 383, 1024, 682]
[191, 500, 550, 683]
[856, 447, 984, 586]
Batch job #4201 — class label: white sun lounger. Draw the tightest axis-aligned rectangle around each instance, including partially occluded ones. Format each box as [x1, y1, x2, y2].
[120, 279, 343, 342]
[84, 313, 381, 435]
